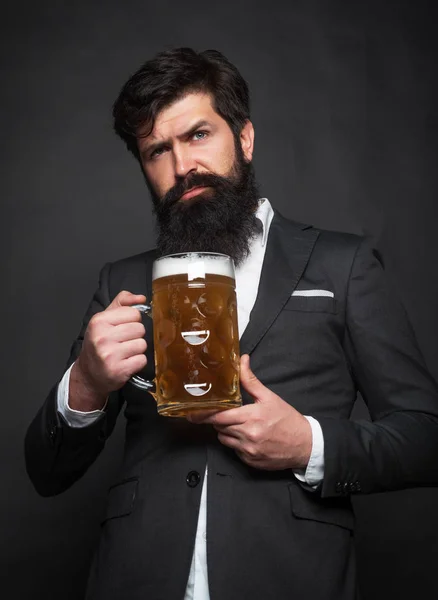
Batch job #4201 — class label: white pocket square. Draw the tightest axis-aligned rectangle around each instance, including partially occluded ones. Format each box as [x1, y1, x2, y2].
[292, 289, 334, 298]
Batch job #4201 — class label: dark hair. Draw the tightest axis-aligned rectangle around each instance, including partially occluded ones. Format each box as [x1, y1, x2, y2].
[112, 47, 250, 159]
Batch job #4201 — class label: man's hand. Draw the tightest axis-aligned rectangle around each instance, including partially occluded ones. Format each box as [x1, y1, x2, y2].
[188, 355, 312, 471]
[69, 291, 147, 411]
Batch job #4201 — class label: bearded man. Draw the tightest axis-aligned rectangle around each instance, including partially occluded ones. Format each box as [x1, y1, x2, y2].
[25, 48, 438, 600]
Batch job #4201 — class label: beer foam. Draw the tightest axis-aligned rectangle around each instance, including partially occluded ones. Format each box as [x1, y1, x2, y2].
[153, 253, 233, 280]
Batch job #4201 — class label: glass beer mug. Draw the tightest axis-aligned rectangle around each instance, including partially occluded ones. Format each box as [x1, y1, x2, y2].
[131, 252, 242, 417]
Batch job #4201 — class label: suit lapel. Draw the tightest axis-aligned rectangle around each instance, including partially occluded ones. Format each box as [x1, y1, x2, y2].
[239, 212, 319, 356]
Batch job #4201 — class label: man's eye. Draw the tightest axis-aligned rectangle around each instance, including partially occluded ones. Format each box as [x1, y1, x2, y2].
[150, 147, 165, 159]
[193, 131, 208, 141]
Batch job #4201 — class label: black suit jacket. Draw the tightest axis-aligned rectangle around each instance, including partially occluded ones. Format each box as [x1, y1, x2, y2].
[25, 211, 438, 600]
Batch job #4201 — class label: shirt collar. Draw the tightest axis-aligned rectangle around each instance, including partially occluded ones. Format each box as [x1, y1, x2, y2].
[255, 198, 274, 247]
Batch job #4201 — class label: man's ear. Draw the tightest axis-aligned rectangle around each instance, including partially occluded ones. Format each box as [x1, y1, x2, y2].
[240, 120, 255, 162]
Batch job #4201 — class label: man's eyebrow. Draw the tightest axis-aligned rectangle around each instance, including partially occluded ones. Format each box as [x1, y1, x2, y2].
[182, 119, 212, 138]
[140, 119, 213, 156]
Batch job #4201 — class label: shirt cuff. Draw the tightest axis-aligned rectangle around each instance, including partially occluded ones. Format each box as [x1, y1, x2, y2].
[56, 362, 107, 428]
[292, 416, 325, 488]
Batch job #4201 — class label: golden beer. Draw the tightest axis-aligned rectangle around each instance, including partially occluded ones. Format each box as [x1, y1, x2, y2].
[130, 253, 242, 415]
[151, 254, 241, 416]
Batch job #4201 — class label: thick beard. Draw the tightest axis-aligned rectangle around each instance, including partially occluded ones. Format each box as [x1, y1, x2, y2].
[150, 144, 261, 266]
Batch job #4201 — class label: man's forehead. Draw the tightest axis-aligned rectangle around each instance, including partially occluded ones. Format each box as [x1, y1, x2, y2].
[138, 92, 217, 142]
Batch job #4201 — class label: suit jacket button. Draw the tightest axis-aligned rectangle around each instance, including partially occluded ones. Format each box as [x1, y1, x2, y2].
[186, 471, 201, 488]
[335, 482, 343, 494]
[48, 425, 57, 445]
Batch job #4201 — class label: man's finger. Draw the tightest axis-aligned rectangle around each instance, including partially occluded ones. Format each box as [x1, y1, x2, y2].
[119, 338, 147, 360]
[188, 405, 251, 426]
[97, 306, 143, 326]
[239, 354, 268, 401]
[213, 424, 242, 439]
[186, 410, 220, 424]
[110, 322, 146, 343]
[217, 432, 242, 450]
[107, 291, 147, 311]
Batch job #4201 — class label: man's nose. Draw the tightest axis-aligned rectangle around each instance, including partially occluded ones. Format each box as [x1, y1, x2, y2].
[173, 146, 197, 179]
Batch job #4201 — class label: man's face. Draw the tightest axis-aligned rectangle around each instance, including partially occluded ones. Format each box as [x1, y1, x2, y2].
[137, 92, 253, 202]
[135, 91, 259, 265]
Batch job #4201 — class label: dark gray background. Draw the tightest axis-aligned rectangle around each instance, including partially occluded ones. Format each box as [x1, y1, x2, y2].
[1, 1, 437, 598]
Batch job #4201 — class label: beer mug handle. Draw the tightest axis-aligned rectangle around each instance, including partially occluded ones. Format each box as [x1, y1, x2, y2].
[129, 303, 154, 391]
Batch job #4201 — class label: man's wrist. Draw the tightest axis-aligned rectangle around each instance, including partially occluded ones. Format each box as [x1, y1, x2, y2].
[293, 416, 325, 487]
[293, 414, 313, 470]
[69, 360, 108, 412]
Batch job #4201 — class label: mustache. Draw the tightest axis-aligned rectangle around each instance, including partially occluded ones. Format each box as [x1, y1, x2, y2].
[159, 172, 235, 208]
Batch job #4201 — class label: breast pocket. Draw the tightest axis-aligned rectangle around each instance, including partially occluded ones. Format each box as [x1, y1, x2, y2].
[283, 295, 337, 314]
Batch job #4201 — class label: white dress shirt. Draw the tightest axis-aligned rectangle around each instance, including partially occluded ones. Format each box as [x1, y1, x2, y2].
[57, 198, 324, 599]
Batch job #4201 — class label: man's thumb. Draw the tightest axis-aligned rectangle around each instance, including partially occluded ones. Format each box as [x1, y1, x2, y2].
[107, 290, 146, 310]
[239, 354, 266, 401]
